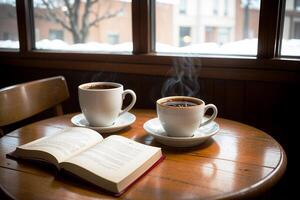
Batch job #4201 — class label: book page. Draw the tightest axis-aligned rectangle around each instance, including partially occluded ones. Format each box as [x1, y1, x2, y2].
[17, 127, 103, 163]
[62, 135, 161, 183]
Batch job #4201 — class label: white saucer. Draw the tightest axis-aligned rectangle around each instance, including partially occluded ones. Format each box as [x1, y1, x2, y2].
[143, 118, 219, 147]
[71, 112, 136, 133]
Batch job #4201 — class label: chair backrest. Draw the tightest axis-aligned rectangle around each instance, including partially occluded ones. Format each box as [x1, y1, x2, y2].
[0, 76, 69, 129]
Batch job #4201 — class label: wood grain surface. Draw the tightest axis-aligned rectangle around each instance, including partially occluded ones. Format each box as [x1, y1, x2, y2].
[0, 109, 287, 200]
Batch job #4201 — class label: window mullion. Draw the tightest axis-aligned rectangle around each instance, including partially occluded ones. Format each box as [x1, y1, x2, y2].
[150, 0, 156, 53]
[257, 0, 282, 58]
[132, 0, 153, 54]
[16, 0, 35, 54]
[275, 0, 286, 57]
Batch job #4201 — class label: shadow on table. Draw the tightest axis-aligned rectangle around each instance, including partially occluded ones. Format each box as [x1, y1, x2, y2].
[133, 133, 219, 154]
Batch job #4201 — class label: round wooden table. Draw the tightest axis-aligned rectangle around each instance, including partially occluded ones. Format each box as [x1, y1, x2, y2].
[0, 109, 287, 200]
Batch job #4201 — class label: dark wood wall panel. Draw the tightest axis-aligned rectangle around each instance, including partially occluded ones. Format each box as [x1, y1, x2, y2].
[224, 80, 246, 121]
[212, 80, 226, 119]
[199, 79, 215, 104]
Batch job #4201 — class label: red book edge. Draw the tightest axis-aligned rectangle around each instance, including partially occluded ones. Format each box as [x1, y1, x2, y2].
[114, 154, 166, 197]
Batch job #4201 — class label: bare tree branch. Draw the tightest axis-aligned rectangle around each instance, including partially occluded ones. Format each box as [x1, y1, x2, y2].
[41, 0, 72, 32]
[63, 0, 72, 17]
[40, 0, 126, 43]
[88, 3, 125, 28]
[91, 0, 98, 4]
[73, 0, 81, 15]
[56, 0, 81, 42]
[81, 0, 93, 40]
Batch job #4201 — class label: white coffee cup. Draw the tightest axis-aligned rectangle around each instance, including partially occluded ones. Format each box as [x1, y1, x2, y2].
[78, 82, 136, 127]
[156, 96, 218, 137]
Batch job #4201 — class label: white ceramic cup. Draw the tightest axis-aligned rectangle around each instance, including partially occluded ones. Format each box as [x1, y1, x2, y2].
[78, 82, 136, 127]
[156, 96, 218, 137]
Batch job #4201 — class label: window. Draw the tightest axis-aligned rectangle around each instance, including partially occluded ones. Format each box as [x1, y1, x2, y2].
[218, 27, 231, 44]
[205, 26, 231, 44]
[179, 0, 188, 15]
[0, 0, 299, 74]
[296, 0, 300, 11]
[156, 0, 261, 55]
[0, 0, 19, 49]
[205, 26, 217, 43]
[294, 22, 300, 39]
[49, 29, 64, 40]
[224, 0, 229, 16]
[33, 0, 132, 52]
[213, 0, 219, 15]
[3, 32, 11, 40]
[179, 26, 191, 47]
[107, 33, 119, 44]
[281, 0, 300, 56]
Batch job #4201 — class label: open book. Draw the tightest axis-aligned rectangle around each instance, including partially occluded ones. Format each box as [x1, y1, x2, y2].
[9, 127, 163, 194]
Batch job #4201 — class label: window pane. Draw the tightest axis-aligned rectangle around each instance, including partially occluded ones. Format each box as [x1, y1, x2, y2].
[33, 0, 132, 52]
[156, 0, 261, 55]
[0, 0, 19, 49]
[281, 0, 300, 56]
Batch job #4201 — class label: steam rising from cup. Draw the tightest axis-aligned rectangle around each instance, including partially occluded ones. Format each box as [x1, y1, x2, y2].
[161, 57, 201, 97]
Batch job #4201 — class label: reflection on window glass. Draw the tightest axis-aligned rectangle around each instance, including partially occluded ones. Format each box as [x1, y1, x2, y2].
[33, 0, 132, 52]
[0, 0, 19, 49]
[156, 0, 260, 55]
[281, 0, 300, 56]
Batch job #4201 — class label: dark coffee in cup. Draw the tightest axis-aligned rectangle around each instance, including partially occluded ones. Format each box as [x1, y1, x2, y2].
[87, 84, 117, 90]
[162, 101, 198, 107]
[161, 97, 201, 108]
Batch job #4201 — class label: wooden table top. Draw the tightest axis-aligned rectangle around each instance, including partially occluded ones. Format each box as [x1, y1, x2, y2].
[0, 109, 287, 200]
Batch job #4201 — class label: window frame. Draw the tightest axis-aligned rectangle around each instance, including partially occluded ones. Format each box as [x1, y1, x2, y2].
[0, 0, 299, 82]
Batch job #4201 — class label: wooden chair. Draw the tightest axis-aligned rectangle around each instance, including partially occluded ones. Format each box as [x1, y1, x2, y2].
[0, 76, 69, 136]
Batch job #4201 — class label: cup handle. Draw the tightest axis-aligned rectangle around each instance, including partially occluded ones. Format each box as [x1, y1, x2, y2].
[200, 104, 218, 127]
[120, 89, 137, 116]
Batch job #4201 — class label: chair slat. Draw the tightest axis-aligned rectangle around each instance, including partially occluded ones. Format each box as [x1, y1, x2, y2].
[0, 76, 69, 127]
